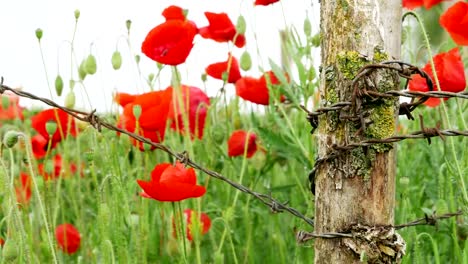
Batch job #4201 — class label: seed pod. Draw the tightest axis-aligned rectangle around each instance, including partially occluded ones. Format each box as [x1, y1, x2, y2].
[35, 28, 43, 41]
[55, 75, 64, 96]
[74, 9, 80, 20]
[85, 54, 97, 75]
[45, 121, 57, 135]
[65, 90, 76, 108]
[132, 104, 142, 120]
[240, 51, 252, 71]
[111, 51, 122, 70]
[236, 15, 246, 35]
[126, 20, 132, 33]
[78, 60, 87, 80]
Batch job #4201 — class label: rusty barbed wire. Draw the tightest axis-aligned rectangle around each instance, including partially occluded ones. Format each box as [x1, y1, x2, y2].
[305, 60, 467, 194]
[296, 210, 463, 243]
[0, 77, 316, 227]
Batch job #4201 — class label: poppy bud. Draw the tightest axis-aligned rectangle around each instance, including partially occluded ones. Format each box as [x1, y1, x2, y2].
[3, 130, 20, 148]
[45, 121, 57, 135]
[111, 51, 122, 70]
[236, 15, 246, 35]
[35, 28, 43, 41]
[85, 55, 97, 75]
[55, 75, 64, 96]
[135, 55, 141, 64]
[201, 73, 207, 82]
[240, 51, 252, 71]
[2, 239, 19, 263]
[74, 9, 80, 20]
[132, 105, 142, 120]
[65, 91, 76, 108]
[304, 17, 312, 36]
[78, 60, 87, 80]
[148, 73, 155, 83]
[126, 20, 132, 33]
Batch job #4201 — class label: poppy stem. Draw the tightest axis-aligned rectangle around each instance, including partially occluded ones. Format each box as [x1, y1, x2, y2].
[172, 202, 188, 262]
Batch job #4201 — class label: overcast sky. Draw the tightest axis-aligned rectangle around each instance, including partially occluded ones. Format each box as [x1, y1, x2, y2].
[0, 0, 319, 112]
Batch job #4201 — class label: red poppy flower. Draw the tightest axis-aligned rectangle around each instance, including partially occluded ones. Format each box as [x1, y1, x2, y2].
[38, 154, 80, 180]
[409, 48, 466, 107]
[142, 19, 197, 66]
[255, 0, 280, 6]
[440, 2, 468, 46]
[137, 162, 206, 202]
[235, 71, 286, 105]
[199, 12, 246, 48]
[117, 89, 172, 150]
[0, 238, 4, 247]
[31, 109, 77, 149]
[55, 223, 81, 254]
[0, 93, 23, 121]
[402, 0, 446, 9]
[31, 134, 48, 159]
[168, 85, 210, 140]
[162, 5, 187, 21]
[172, 209, 211, 241]
[15, 172, 32, 205]
[228, 130, 258, 158]
[206, 53, 242, 83]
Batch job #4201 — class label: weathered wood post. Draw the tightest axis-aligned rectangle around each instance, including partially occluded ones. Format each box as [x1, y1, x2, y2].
[314, 1, 403, 262]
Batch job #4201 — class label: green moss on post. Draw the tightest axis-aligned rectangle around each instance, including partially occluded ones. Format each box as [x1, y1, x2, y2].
[337, 51, 368, 80]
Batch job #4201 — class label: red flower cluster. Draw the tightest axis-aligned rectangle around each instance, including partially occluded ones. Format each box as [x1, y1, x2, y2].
[440, 1, 468, 46]
[55, 224, 81, 254]
[137, 162, 206, 202]
[172, 209, 211, 241]
[408, 48, 466, 107]
[235, 71, 287, 105]
[0, 93, 23, 122]
[142, 6, 245, 66]
[402, 0, 446, 9]
[228, 130, 258, 158]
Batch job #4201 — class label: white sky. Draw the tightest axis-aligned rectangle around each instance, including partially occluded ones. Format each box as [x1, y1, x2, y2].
[0, 0, 320, 112]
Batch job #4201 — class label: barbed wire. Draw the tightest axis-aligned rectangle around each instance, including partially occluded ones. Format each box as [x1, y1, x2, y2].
[304, 60, 468, 194]
[0, 77, 316, 227]
[296, 210, 463, 243]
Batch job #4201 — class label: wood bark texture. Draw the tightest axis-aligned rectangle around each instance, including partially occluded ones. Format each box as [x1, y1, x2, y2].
[315, 0, 402, 263]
